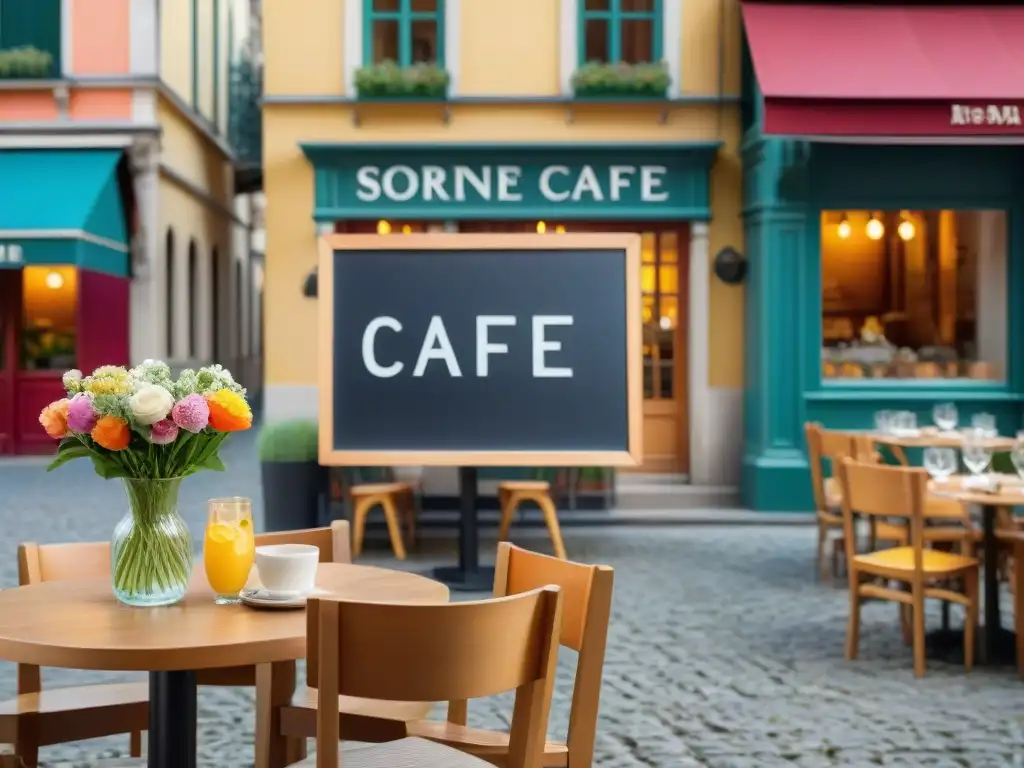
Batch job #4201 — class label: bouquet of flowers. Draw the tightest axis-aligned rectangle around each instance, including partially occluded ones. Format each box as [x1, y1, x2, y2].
[38, 360, 253, 607]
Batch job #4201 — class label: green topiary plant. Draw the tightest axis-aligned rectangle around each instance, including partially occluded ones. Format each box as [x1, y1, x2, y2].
[571, 61, 670, 98]
[258, 420, 319, 463]
[355, 60, 450, 99]
[0, 46, 54, 79]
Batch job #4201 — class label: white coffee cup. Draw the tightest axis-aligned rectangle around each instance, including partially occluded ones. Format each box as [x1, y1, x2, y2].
[254, 544, 320, 598]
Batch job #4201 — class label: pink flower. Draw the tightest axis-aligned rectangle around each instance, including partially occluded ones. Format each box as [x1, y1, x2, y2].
[171, 393, 210, 433]
[148, 419, 179, 445]
[66, 394, 98, 433]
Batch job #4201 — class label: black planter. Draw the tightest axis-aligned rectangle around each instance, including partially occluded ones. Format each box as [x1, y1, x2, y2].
[260, 461, 327, 532]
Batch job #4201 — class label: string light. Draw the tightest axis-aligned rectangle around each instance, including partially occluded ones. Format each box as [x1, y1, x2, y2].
[45, 271, 64, 289]
[837, 215, 851, 239]
[536, 221, 547, 234]
[866, 213, 884, 240]
[897, 212, 915, 241]
[376, 220, 391, 235]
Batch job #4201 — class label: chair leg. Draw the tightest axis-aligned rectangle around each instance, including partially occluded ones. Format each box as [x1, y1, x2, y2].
[536, 494, 567, 560]
[845, 573, 861, 661]
[380, 496, 407, 560]
[831, 537, 844, 581]
[816, 524, 828, 582]
[899, 603, 912, 646]
[963, 569, 979, 673]
[351, 497, 372, 558]
[130, 730, 142, 757]
[911, 590, 927, 678]
[497, 491, 517, 543]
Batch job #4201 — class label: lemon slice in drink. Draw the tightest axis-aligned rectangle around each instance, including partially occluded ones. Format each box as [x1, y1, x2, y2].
[207, 522, 238, 544]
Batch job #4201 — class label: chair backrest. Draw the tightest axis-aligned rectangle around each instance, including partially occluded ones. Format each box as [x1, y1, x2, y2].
[835, 458, 928, 574]
[805, 423, 863, 512]
[307, 587, 563, 768]
[487, 544, 613, 767]
[16, 521, 351, 691]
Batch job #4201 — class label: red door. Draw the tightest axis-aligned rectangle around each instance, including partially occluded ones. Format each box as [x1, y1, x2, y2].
[0, 270, 19, 454]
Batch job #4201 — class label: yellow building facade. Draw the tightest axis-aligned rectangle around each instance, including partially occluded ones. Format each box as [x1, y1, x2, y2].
[262, 0, 745, 486]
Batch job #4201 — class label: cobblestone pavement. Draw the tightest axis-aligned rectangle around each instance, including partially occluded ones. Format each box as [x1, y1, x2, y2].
[0, 433, 1022, 766]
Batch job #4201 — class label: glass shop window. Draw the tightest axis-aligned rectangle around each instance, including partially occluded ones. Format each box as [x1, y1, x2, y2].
[367, 0, 443, 66]
[21, 266, 77, 371]
[820, 210, 1006, 382]
[581, 0, 661, 64]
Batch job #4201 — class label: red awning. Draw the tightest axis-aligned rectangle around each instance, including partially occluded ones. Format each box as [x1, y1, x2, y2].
[741, 3, 1024, 138]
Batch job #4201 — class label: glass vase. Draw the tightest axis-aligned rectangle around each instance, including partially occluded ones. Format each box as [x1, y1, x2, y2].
[111, 477, 195, 607]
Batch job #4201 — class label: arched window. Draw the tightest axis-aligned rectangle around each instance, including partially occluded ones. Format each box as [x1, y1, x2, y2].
[188, 239, 199, 358]
[211, 246, 220, 360]
[165, 229, 175, 358]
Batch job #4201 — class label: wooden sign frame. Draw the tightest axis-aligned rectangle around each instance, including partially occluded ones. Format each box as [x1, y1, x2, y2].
[317, 233, 643, 467]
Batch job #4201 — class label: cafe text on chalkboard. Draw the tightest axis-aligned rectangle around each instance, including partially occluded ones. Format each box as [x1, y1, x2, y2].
[317, 233, 643, 467]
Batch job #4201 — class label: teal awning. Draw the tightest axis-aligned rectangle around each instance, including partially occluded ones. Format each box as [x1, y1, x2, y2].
[0, 150, 130, 276]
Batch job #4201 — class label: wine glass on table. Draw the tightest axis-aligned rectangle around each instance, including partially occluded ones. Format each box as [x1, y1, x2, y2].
[932, 403, 958, 433]
[923, 446, 957, 485]
[962, 431, 992, 484]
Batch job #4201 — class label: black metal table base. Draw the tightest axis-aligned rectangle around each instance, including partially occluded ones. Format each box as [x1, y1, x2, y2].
[429, 467, 495, 592]
[149, 670, 197, 768]
[926, 626, 1018, 667]
[431, 565, 496, 592]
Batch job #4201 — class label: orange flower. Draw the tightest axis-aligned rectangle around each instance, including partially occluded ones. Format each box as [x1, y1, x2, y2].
[91, 415, 131, 451]
[206, 389, 252, 432]
[38, 399, 71, 440]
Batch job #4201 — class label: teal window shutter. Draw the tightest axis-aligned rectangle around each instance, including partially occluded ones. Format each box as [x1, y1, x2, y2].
[578, 0, 662, 65]
[364, 0, 445, 67]
[0, 0, 62, 77]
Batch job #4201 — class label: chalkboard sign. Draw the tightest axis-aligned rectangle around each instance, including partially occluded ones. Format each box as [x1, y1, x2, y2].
[317, 233, 642, 466]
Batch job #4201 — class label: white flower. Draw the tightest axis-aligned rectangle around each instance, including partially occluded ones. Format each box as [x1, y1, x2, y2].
[62, 369, 82, 386]
[128, 384, 175, 426]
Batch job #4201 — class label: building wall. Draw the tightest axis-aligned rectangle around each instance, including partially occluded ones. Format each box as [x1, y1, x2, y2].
[262, 0, 746, 484]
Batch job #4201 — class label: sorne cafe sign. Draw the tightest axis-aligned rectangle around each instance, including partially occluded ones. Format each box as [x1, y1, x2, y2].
[354, 163, 671, 204]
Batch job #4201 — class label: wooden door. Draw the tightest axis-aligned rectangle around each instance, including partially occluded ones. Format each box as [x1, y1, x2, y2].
[0, 270, 19, 454]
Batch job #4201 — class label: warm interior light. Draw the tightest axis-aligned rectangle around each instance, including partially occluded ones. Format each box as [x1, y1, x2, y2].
[659, 316, 673, 330]
[866, 215, 885, 240]
[536, 221, 547, 234]
[555, 225, 566, 234]
[401, 224, 412, 235]
[897, 214, 916, 241]
[45, 270, 64, 290]
[376, 220, 392, 235]
[837, 217, 852, 239]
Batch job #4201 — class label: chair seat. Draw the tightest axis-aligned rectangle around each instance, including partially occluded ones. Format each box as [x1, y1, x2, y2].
[408, 719, 569, 766]
[351, 482, 411, 496]
[498, 480, 551, 493]
[279, 685, 433, 741]
[294, 737, 492, 768]
[854, 546, 977, 574]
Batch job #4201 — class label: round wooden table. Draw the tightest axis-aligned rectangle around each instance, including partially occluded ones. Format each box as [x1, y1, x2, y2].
[0, 562, 449, 768]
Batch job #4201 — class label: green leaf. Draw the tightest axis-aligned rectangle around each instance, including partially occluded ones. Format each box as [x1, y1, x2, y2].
[198, 453, 226, 472]
[90, 454, 129, 480]
[45, 439, 92, 472]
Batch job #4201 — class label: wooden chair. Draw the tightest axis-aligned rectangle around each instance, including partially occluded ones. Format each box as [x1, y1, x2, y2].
[409, 543, 613, 767]
[348, 468, 419, 561]
[291, 586, 563, 767]
[835, 459, 980, 677]
[497, 482, 567, 560]
[805, 423, 905, 581]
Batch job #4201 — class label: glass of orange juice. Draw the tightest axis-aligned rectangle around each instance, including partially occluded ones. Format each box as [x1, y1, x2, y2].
[204, 497, 255, 604]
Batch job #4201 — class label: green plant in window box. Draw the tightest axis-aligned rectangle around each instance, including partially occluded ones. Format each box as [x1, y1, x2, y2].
[0, 47, 54, 79]
[571, 61, 670, 99]
[355, 61, 450, 100]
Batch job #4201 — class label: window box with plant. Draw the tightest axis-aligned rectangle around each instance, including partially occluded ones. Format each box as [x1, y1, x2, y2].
[571, 61, 670, 99]
[258, 420, 327, 532]
[355, 61, 449, 100]
[0, 46, 54, 79]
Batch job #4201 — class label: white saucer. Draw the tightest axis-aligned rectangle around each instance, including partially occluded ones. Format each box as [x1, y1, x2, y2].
[240, 587, 326, 610]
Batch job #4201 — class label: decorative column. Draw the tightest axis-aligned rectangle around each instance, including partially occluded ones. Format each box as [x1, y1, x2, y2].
[687, 221, 713, 484]
[740, 132, 812, 510]
[128, 138, 163, 364]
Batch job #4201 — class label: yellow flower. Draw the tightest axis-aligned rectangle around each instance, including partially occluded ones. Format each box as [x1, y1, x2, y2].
[84, 366, 132, 396]
[206, 389, 253, 432]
